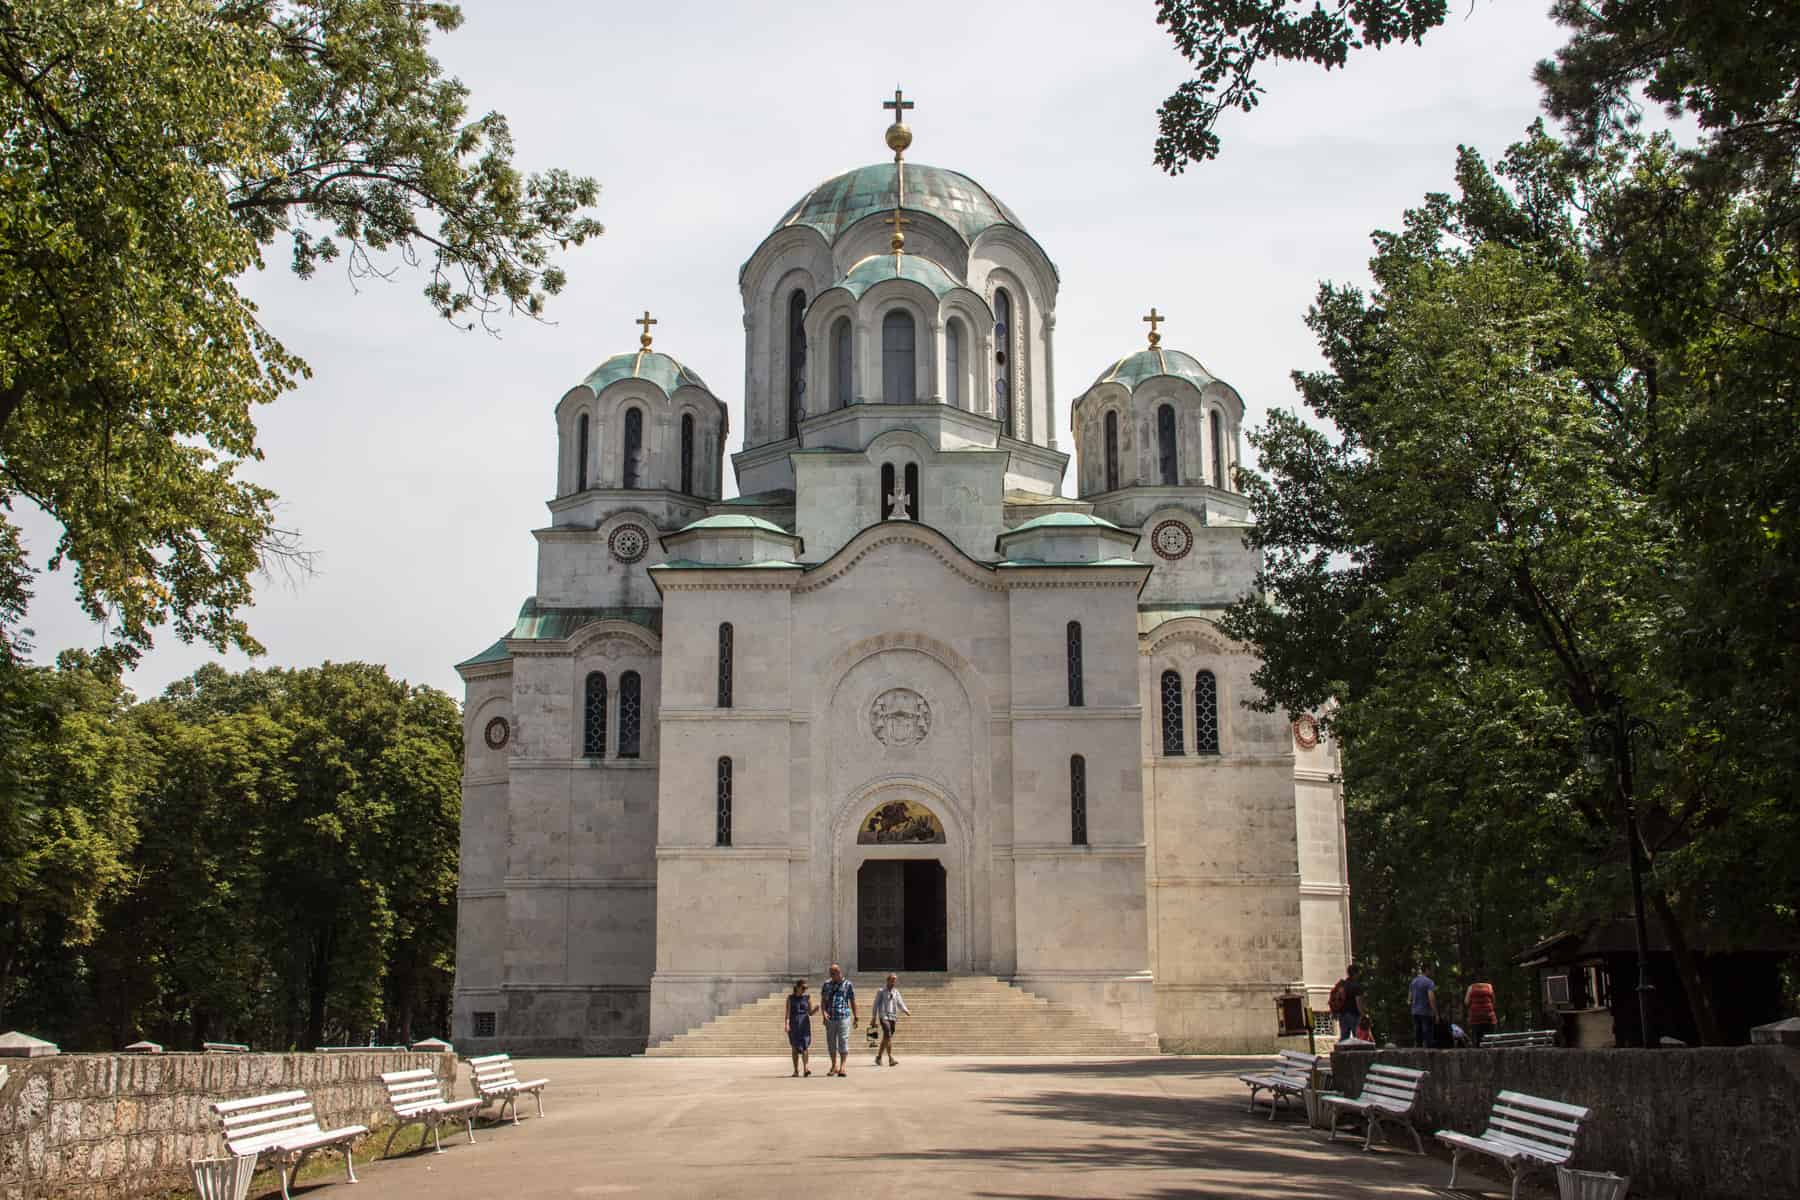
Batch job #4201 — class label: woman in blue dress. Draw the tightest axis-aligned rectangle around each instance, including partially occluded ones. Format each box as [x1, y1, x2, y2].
[785, 979, 818, 1076]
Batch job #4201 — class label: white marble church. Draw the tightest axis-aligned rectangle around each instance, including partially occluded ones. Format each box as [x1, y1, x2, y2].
[452, 95, 1351, 1055]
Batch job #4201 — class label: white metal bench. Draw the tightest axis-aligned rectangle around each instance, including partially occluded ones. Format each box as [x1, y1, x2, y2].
[468, 1052, 549, 1124]
[379, 1067, 482, 1156]
[211, 1089, 366, 1200]
[1436, 1089, 1591, 1200]
[1320, 1062, 1428, 1152]
[1483, 1029, 1558, 1048]
[1236, 1049, 1320, 1121]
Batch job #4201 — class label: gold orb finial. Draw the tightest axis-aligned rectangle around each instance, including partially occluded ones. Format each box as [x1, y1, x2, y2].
[1143, 307, 1165, 348]
[636, 309, 657, 350]
[882, 87, 915, 162]
[885, 209, 911, 254]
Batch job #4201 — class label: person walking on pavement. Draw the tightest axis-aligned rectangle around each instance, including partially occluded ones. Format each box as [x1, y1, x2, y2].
[820, 963, 858, 1076]
[1465, 972, 1499, 1047]
[1330, 963, 1365, 1042]
[1409, 966, 1439, 1048]
[873, 973, 911, 1066]
[784, 979, 817, 1077]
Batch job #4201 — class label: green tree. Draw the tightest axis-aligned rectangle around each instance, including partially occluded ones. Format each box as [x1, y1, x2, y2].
[1224, 127, 1799, 1042]
[0, 1, 600, 661]
[1151, 1, 1800, 175]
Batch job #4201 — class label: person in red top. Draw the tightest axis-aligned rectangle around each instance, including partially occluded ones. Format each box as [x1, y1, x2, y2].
[1465, 972, 1499, 1047]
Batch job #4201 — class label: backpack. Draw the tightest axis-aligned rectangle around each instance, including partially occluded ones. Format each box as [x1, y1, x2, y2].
[1327, 979, 1348, 1014]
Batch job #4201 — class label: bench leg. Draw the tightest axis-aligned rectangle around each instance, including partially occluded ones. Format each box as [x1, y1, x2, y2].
[1326, 1107, 1341, 1144]
[533, 1088, 544, 1118]
[1363, 1113, 1380, 1152]
[504, 1093, 520, 1125]
[462, 1114, 477, 1145]
[431, 1117, 444, 1154]
[1245, 1084, 1259, 1114]
[1509, 1165, 1523, 1200]
[1406, 1123, 1424, 1156]
[1448, 1148, 1463, 1190]
[383, 1119, 415, 1159]
[342, 1142, 359, 1184]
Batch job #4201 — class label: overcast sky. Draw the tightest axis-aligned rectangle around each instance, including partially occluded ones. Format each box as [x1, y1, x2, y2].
[17, 0, 1570, 701]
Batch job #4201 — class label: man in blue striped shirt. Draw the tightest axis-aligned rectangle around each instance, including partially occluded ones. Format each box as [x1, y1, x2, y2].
[820, 963, 858, 1076]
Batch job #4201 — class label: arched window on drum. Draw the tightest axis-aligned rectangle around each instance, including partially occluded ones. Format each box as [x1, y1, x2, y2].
[1210, 409, 1226, 488]
[1158, 404, 1179, 486]
[945, 318, 964, 409]
[680, 413, 695, 495]
[1103, 410, 1120, 492]
[575, 412, 590, 493]
[622, 407, 643, 489]
[994, 288, 1014, 434]
[831, 316, 853, 408]
[882, 310, 916, 403]
[787, 289, 808, 435]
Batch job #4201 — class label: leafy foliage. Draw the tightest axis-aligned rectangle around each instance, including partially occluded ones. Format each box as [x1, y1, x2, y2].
[0, 661, 462, 1050]
[0, 2, 599, 663]
[1223, 123, 1800, 1040]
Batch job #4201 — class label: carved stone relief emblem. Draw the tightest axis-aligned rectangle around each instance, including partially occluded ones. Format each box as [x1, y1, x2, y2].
[483, 716, 510, 750]
[608, 523, 649, 564]
[1292, 713, 1320, 750]
[870, 688, 931, 748]
[1151, 519, 1193, 561]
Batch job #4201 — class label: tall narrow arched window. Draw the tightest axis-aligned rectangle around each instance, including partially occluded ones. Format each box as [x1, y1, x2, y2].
[787, 289, 807, 435]
[1104, 410, 1120, 492]
[1070, 755, 1088, 846]
[994, 289, 1013, 433]
[881, 462, 898, 519]
[618, 671, 642, 758]
[717, 622, 734, 708]
[623, 407, 643, 489]
[1210, 409, 1225, 488]
[1160, 670, 1185, 755]
[945, 318, 963, 409]
[1195, 670, 1220, 754]
[831, 316, 852, 408]
[1158, 404, 1178, 486]
[1066, 621, 1084, 707]
[716, 757, 733, 847]
[575, 413, 590, 492]
[904, 463, 920, 524]
[882, 310, 915, 403]
[583, 671, 607, 758]
[680, 414, 695, 495]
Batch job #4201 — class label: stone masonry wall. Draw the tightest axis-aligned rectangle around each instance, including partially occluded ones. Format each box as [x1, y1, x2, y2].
[1330, 1045, 1800, 1200]
[0, 1051, 455, 1200]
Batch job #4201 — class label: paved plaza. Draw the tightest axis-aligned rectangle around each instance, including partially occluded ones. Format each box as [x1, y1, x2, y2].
[316, 1056, 1492, 1200]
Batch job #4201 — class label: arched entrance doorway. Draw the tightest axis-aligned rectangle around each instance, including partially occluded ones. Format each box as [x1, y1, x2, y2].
[857, 860, 946, 971]
[853, 797, 948, 972]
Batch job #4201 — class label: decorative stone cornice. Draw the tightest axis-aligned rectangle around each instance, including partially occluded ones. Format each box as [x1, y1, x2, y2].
[798, 524, 1002, 593]
[1141, 616, 1244, 658]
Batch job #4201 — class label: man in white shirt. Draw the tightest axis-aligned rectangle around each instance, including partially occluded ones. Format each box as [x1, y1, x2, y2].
[873, 973, 911, 1066]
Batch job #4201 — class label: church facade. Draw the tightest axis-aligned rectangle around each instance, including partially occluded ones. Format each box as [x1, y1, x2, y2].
[452, 101, 1351, 1055]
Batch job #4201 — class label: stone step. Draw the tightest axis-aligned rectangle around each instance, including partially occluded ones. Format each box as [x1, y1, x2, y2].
[645, 974, 1159, 1057]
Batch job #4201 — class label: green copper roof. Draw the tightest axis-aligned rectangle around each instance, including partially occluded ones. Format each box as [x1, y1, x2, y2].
[1092, 348, 1218, 393]
[580, 350, 710, 398]
[456, 637, 512, 669]
[674, 514, 793, 535]
[455, 600, 665, 669]
[776, 162, 1027, 245]
[1003, 512, 1128, 534]
[832, 254, 961, 300]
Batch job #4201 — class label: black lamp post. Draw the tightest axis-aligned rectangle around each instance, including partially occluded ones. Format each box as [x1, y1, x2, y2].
[1584, 697, 1660, 1048]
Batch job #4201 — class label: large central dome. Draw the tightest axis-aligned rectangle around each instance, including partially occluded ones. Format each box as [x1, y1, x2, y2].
[774, 162, 1028, 244]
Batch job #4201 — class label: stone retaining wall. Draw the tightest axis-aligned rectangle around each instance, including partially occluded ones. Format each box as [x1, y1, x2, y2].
[1330, 1045, 1800, 1199]
[0, 1051, 456, 1200]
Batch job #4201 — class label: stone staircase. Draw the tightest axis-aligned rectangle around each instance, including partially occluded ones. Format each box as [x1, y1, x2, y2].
[645, 973, 1160, 1056]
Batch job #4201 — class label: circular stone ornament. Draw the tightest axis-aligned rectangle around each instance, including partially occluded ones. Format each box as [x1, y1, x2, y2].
[1292, 713, 1320, 750]
[608, 523, 650, 564]
[1151, 519, 1193, 561]
[483, 716, 511, 750]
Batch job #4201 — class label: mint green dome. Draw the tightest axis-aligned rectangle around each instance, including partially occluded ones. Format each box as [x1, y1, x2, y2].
[776, 162, 1027, 245]
[581, 350, 710, 397]
[833, 254, 962, 300]
[1092, 348, 1218, 393]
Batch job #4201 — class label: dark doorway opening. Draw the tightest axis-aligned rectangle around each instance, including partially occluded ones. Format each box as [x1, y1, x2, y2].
[857, 860, 947, 971]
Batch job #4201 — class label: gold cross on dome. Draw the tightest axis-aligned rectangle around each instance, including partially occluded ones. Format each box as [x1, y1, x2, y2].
[636, 309, 657, 349]
[885, 208, 911, 253]
[1143, 307, 1165, 347]
[883, 87, 914, 123]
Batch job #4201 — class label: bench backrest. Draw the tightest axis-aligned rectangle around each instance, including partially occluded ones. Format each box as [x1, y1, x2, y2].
[1270, 1050, 1320, 1082]
[212, 1091, 323, 1155]
[1359, 1063, 1427, 1109]
[1485, 1030, 1557, 1047]
[381, 1067, 448, 1110]
[469, 1053, 523, 1091]
[1482, 1090, 1590, 1161]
